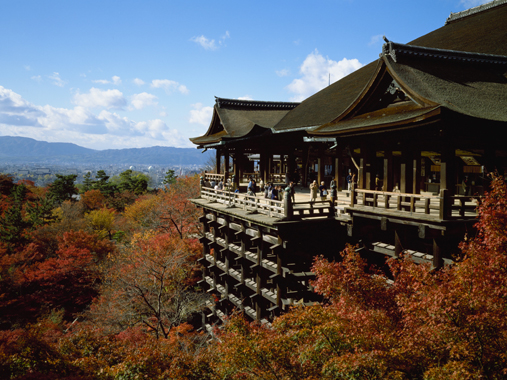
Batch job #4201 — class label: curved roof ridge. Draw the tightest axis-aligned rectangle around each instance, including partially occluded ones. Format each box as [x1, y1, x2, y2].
[446, 0, 507, 25]
[384, 41, 507, 65]
[215, 97, 300, 110]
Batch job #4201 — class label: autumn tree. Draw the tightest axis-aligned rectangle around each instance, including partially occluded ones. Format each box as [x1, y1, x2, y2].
[122, 175, 201, 239]
[89, 232, 207, 339]
[84, 208, 116, 239]
[80, 189, 107, 211]
[212, 175, 507, 379]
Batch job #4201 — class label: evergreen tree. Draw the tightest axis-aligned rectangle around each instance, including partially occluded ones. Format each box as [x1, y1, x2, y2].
[0, 184, 29, 248]
[48, 174, 78, 204]
[82, 171, 94, 193]
[162, 169, 178, 185]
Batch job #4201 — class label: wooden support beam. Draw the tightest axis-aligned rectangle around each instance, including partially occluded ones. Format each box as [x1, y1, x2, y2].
[394, 230, 402, 258]
[383, 150, 393, 192]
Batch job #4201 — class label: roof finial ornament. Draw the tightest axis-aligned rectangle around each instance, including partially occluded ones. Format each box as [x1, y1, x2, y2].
[383, 35, 390, 43]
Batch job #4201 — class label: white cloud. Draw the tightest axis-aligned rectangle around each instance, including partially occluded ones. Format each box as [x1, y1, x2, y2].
[460, 0, 491, 7]
[130, 92, 158, 110]
[219, 31, 230, 46]
[368, 34, 384, 47]
[48, 72, 66, 87]
[189, 103, 213, 126]
[73, 87, 126, 109]
[92, 75, 122, 85]
[286, 50, 363, 101]
[276, 69, 290, 77]
[151, 79, 189, 94]
[191, 35, 217, 50]
[237, 96, 253, 100]
[31, 75, 42, 83]
[24, 65, 31, 71]
[191, 31, 229, 50]
[0, 85, 190, 149]
[133, 78, 145, 86]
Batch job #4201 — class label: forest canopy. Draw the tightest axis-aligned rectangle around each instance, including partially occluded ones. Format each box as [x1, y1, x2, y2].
[1, 172, 507, 379]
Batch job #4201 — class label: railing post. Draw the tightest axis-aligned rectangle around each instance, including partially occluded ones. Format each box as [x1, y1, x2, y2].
[283, 187, 293, 220]
[350, 186, 356, 207]
[439, 189, 450, 220]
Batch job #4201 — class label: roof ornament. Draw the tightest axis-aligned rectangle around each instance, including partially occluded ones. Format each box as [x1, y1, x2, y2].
[381, 38, 397, 62]
[446, 0, 507, 24]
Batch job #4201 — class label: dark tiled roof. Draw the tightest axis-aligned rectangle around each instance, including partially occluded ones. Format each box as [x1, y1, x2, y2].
[312, 102, 441, 136]
[409, 1, 507, 56]
[445, 0, 507, 25]
[215, 97, 300, 110]
[383, 42, 507, 66]
[273, 61, 380, 132]
[384, 50, 507, 122]
[289, 1, 507, 135]
[189, 98, 299, 146]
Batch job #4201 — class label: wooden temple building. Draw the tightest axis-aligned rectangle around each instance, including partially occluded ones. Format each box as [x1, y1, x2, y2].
[190, 1, 507, 328]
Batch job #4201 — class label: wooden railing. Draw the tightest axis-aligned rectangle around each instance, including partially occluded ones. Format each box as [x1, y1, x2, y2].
[350, 188, 481, 220]
[201, 187, 285, 219]
[203, 173, 225, 183]
[200, 186, 481, 222]
[290, 200, 335, 220]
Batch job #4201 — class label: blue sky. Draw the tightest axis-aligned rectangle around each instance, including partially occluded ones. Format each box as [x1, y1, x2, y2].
[0, 0, 492, 150]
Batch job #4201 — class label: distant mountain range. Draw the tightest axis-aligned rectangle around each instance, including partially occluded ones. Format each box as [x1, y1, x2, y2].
[0, 136, 213, 166]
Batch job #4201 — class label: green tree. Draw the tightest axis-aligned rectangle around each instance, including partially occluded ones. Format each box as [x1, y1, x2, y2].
[93, 170, 117, 197]
[0, 184, 29, 249]
[48, 174, 78, 204]
[163, 169, 178, 186]
[25, 193, 57, 227]
[115, 169, 149, 195]
[82, 171, 94, 193]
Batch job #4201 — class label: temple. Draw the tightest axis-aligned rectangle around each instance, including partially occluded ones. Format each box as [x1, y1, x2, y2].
[190, 1, 507, 329]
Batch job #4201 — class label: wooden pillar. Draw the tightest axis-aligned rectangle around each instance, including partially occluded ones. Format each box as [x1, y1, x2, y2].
[237, 152, 244, 189]
[259, 150, 267, 184]
[413, 150, 421, 194]
[334, 157, 340, 190]
[317, 156, 324, 185]
[224, 151, 230, 181]
[287, 151, 295, 184]
[440, 144, 457, 195]
[400, 150, 413, 194]
[394, 230, 402, 258]
[383, 151, 393, 192]
[216, 149, 221, 174]
[433, 238, 443, 270]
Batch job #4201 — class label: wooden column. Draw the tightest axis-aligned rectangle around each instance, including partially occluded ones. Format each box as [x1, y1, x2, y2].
[237, 152, 244, 189]
[216, 149, 221, 174]
[287, 151, 295, 184]
[224, 151, 230, 181]
[334, 157, 340, 190]
[259, 150, 267, 184]
[317, 156, 324, 185]
[400, 150, 413, 194]
[383, 151, 393, 192]
[413, 149, 421, 194]
[433, 238, 443, 270]
[440, 144, 457, 195]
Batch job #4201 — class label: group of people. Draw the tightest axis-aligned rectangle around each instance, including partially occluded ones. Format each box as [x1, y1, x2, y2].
[309, 179, 337, 203]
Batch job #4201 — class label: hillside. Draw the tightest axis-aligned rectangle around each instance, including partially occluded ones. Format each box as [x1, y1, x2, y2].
[0, 136, 212, 165]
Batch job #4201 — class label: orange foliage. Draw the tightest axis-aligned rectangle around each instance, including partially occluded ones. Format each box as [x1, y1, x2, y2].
[80, 189, 106, 211]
